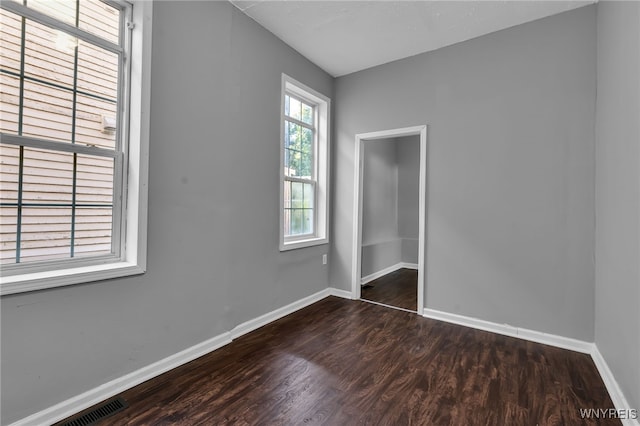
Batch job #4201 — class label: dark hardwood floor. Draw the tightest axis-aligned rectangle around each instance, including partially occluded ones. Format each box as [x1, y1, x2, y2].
[56, 297, 618, 426]
[361, 268, 417, 311]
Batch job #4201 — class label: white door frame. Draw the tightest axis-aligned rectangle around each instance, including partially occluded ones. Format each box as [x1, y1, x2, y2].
[351, 125, 428, 314]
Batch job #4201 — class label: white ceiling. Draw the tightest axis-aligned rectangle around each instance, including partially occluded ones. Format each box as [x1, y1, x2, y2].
[230, 0, 594, 77]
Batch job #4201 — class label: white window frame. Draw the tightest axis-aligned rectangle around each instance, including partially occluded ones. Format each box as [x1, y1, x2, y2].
[0, 0, 152, 296]
[279, 74, 330, 251]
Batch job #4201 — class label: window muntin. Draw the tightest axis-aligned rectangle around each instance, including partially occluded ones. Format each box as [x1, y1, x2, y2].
[0, 0, 129, 270]
[280, 75, 329, 251]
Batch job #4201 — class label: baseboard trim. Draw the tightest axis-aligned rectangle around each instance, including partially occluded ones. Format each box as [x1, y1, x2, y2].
[422, 308, 593, 354]
[230, 288, 332, 339]
[9, 288, 338, 426]
[591, 345, 640, 426]
[13, 291, 636, 426]
[8, 332, 233, 426]
[399, 262, 419, 270]
[328, 287, 354, 299]
[361, 262, 419, 285]
[423, 308, 638, 423]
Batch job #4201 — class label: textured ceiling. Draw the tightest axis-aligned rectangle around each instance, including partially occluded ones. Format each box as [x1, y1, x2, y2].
[230, 1, 594, 77]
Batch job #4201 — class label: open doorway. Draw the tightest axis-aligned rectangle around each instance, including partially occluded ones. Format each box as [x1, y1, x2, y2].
[351, 126, 427, 313]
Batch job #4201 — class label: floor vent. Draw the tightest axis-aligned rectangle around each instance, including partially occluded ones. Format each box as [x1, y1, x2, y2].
[60, 397, 128, 426]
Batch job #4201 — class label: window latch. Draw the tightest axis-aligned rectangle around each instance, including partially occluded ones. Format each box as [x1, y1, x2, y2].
[126, 21, 135, 30]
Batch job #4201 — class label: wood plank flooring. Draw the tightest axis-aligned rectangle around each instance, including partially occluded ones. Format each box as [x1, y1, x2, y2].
[56, 297, 618, 426]
[361, 268, 418, 311]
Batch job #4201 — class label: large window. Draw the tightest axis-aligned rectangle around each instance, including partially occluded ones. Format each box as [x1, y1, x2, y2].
[0, 0, 152, 295]
[280, 74, 329, 251]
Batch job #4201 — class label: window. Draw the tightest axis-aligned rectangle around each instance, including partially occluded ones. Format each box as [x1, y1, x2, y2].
[0, 0, 152, 295]
[280, 74, 330, 251]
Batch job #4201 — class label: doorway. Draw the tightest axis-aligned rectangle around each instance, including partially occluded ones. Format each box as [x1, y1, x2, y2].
[351, 126, 427, 314]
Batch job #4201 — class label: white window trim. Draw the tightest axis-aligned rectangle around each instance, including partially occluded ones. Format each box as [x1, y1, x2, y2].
[279, 74, 330, 251]
[0, 0, 153, 296]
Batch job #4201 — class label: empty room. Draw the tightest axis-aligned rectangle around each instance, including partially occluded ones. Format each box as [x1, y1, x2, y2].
[1, 1, 638, 425]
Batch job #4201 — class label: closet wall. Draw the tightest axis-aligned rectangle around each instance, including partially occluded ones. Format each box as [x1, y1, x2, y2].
[361, 136, 420, 278]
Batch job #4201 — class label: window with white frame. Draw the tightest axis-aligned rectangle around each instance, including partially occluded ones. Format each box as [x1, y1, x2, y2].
[0, 0, 152, 295]
[280, 74, 330, 251]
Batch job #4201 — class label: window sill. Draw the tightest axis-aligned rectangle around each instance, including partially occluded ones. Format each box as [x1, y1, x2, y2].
[0, 261, 146, 296]
[280, 236, 328, 252]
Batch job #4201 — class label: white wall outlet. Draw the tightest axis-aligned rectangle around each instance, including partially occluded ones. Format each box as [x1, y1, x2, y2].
[322, 254, 327, 265]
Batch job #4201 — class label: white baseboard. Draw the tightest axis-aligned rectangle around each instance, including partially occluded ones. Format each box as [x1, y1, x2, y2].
[230, 288, 332, 339]
[9, 288, 337, 426]
[13, 290, 636, 426]
[8, 332, 233, 426]
[361, 262, 419, 285]
[422, 307, 593, 354]
[400, 262, 419, 270]
[591, 346, 640, 426]
[422, 307, 640, 424]
[328, 287, 355, 299]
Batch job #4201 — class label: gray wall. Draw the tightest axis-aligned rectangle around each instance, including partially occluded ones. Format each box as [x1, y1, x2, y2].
[362, 138, 398, 246]
[361, 136, 420, 276]
[396, 136, 420, 264]
[331, 6, 597, 341]
[595, 0, 640, 410]
[361, 138, 401, 276]
[0, 2, 333, 424]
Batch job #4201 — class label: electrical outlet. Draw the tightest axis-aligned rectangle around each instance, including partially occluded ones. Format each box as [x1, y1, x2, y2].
[322, 254, 327, 265]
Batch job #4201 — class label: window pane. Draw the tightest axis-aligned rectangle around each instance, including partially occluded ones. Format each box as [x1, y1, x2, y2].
[0, 144, 20, 264]
[298, 152, 312, 179]
[285, 94, 314, 126]
[284, 121, 296, 149]
[302, 182, 314, 235]
[284, 121, 297, 175]
[302, 182, 314, 209]
[74, 207, 112, 258]
[0, 74, 20, 134]
[20, 206, 72, 263]
[22, 147, 74, 203]
[283, 180, 291, 209]
[285, 121, 313, 177]
[288, 96, 302, 121]
[24, 0, 121, 46]
[2, 148, 116, 264]
[0, 9, 22, 74]
[76, 40, 119, 100]
[289, 209, 303, 236]
[287, 122, 312, 154]
[299, 126, 313, 154]
[75, 155, 113, 204]
[297, 128, 313, 178]
[291, 181, 303, 209]
[26, 0, 77, 26]
[22, 79, 74, 143]
[302, 209, 313, 234]
[0, 207, 17, 264]
[284, 180, 314, 237]
[79, 0, 120, 45]
[301, 102, 313, 125]
[24, 18, 76, 88]
[283, 207, 291, 236]
[76, 154, 114, 257]
[0, 144, 20, 202]
[75, 94, 117, 149]
[285, 148, 297, 177]
[284, 147, 291, 177]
